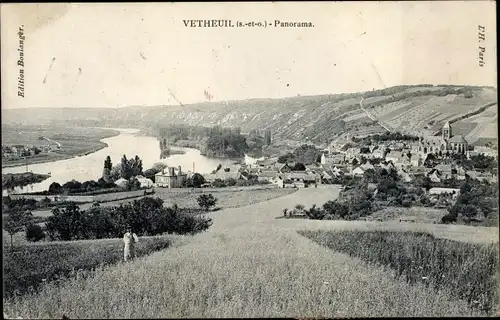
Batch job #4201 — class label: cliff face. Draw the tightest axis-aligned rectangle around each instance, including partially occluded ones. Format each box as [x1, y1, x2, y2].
[3, 86, 497, 144]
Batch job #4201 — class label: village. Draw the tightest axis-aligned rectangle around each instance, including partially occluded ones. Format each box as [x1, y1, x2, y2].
[2, 139, 60, 159]
[148, 121, 497, 207]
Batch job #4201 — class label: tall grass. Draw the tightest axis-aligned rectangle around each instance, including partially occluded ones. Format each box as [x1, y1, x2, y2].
[3, 230, 485, 318]
[300, 230, 499, 315]
[3, 235, 182, 299]
[3, 187, 495, 318]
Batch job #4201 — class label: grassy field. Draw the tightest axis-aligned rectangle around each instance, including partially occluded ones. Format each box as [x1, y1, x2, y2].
[3, 234, 188, 299]
[154, 188, 297, 209]
[29, 188, 297, 218]
[300, 230, 499, 315]
[1, 124, 119, 168]
[3, 187, 498, 318]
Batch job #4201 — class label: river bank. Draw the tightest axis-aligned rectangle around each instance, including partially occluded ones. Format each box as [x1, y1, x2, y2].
[1, 141, 112, 169]
[2, 128, 239, 193]
[2, 126, 121, 169]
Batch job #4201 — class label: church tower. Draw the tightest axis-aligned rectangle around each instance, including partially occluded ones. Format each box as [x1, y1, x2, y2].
[442, 121, 451, 141]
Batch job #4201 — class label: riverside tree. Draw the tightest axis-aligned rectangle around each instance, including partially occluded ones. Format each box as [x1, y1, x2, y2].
[120, 155, 144, 180]
[3, 208, 33, 249]
[102, 156, 113, 183]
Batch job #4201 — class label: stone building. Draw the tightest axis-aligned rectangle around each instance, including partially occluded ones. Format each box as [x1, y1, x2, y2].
[413, 121, 468, 157]
[155, 166, 187, 188]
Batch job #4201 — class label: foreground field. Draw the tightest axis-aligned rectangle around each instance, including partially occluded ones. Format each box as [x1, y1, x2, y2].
[4, 187, 498, 318]
[301, 230, 499, 314]
[3, 234, 188, 299]
[1, 124, 119, 168]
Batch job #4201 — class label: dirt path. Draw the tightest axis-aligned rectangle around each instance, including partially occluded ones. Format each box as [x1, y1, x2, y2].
[360, 98, 392, 132]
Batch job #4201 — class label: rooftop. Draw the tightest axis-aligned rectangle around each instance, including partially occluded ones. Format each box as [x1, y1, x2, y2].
[449, 135, 468, 144]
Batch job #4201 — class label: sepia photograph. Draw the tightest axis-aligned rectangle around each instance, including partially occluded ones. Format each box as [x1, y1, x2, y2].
[1, 2, 498, 318]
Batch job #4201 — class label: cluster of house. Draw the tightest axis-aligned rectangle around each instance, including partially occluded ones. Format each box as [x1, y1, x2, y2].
[131, 162, 322, 190]
[114, 122, 496, 194]
[2, 143, 59, 159]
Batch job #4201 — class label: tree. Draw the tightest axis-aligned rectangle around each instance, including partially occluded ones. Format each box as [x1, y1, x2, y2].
[197, 194, 218, 211]
[127, 177, 141, 191]
[352, 158, 359, 166]
[110, 164, 122, 182]
[46, 202, 88, 241]
[187, 173, 206, 188]
[152, 162, 168, 172]
[462, 205, 479, 219]
[62, 180, 82, 193]
[3, 208, 33, 249]
[48, 182, 63, 194]
[128, 155, 143, 177]
[322, 200, 349, 218]
[25, 223, 45, 242]
[103, 156, 113, 183]
[120, 155, 131, 179]
[292, 163, 306, 171]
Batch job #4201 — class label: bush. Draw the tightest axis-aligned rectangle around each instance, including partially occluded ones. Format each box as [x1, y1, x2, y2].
[197, 194, 218, 211]
[441, 213, 457, 224]
[212, 179, 226, 188]
[304, 204, 326, 220]
[25, 224, 45, 242]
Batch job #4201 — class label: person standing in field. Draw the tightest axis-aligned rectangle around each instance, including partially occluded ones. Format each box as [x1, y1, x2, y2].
[123, 227, 139, 262]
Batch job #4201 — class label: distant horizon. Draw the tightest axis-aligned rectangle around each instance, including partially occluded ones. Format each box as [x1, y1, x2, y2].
[2, 83, 497, 111]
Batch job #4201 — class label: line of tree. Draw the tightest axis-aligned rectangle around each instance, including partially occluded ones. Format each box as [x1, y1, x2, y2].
[204, 130, 249, 158]
[2, 172, 51, 190]
[352, 132, 420, 144]
[45, 198, 213, 241]
[277, 144, 323, 165]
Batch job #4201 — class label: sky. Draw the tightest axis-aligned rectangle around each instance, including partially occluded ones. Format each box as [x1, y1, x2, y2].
[1, 2, 497, 109]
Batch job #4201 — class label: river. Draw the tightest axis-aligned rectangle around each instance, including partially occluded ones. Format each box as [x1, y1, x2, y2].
[2, 128, 248, 194]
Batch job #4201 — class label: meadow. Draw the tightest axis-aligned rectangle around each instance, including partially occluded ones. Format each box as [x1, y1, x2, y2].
[3, 187, 497, 318]
[1, 124, 119, 168]
[300, 230, 499, 315]
[154, 187, 297, 209]
[29, 188, 297, 218]
[3, 234, 187, 299]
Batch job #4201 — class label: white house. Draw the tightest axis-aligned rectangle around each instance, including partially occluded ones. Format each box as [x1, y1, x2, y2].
[270, 176, 284, 188]
[371, 148, 384, 159]
[352, 166, 365, 177]
[135, 175, 154, 188]
[114, 178, 129, 189]
[360, 163, 375, 171]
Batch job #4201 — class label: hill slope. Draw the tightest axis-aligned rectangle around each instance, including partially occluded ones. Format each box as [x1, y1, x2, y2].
[2, 85, 497, 145]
